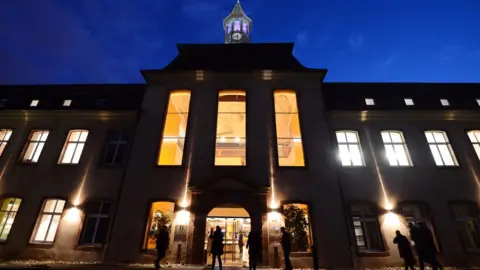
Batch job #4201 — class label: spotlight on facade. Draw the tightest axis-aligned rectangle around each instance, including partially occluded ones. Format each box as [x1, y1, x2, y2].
[267, 209, 281, 222]
[384, 211, 400, 228]
[64, 207, 81, 223]
[175, 209, 191, 225]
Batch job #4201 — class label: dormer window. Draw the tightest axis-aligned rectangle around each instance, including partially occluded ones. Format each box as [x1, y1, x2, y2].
[404, 98, 414, 106]
[365, 98, 375, 106]
[63, 99, 72, 107]
[30, 100, 39, 107]
[440, 99, 450, 107]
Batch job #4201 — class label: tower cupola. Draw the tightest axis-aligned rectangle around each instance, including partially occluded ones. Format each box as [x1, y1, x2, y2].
[223, 0, 252, 44]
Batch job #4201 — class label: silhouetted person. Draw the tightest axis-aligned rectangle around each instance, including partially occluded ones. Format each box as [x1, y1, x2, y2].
[281, 227, 293, 270]
[417, 222, 442, 270]
[154, 225, 170, 269]
[207, 228, 214, 253]
[211, 226, 224, 270]
[393, 230, 416, 270]
[239, 232, 245, 255]
[246, 231, 261, 270]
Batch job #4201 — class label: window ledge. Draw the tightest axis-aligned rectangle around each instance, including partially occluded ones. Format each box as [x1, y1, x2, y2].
[74, 245, 103, 251]
[28, 243, 54, 249]
[357, 250, 389, 257]
[16, 162, 39, 166]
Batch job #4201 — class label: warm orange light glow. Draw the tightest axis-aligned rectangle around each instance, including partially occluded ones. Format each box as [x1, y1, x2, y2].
[64, 207, 81, 223]
[267, 211, 281, 222]
[158, 91, 191, 166]
[383, 211, 401, 228]
[175, 210, 191, 225]
[274, 90, 305, 167]
[215, 90, 246, 166]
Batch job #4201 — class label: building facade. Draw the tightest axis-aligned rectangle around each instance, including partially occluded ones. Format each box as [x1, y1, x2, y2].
[1, 1, 480, 269]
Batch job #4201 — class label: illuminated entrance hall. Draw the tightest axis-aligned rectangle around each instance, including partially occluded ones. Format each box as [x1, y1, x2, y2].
[205, 205, 251, 266]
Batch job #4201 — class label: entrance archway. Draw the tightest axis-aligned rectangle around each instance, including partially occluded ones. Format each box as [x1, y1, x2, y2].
[206, 204, 251, 267]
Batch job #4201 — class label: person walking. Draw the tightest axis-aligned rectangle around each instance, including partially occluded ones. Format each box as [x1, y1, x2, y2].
[211, 226, 224, 270]
[238, 232, 245, 255]
[154, 225, 170, 269]
[280, 227, 293, 270]
[417, 222, 442, 270]
[246, 231, 261, 270]
[393, 230, 416, 270]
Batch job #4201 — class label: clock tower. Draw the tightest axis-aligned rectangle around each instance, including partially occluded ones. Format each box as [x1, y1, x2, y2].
[223, 0, 251, 44]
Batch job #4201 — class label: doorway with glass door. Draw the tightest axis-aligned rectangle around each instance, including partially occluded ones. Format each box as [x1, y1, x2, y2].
[205, 204, 251, 267]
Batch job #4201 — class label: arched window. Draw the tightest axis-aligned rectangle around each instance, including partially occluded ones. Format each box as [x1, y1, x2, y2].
[335, 130, 364, 166]
[59, 129, 89, 164]
[158, 90, 192, 166]
[273, 90, 305, 166]
[0, 197, 22, 241]
[282, 203, 312, 252]
[215, 90, 246, 166]
[242, 22, 248, 34]
[233, 20, 241, 31]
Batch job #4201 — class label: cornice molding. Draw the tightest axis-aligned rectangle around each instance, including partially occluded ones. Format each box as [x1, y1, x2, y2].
[328, 110, 480, 121]
[0, 110, 138, 121]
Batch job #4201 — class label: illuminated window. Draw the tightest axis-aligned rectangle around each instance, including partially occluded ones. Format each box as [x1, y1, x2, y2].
[59, 130, 89, 164]
[242, 22, 248, 33]
[467, 131, 480, 161]
[440, 99, 450, 106]
[274, 91, 305, 167]
[79, 201, 111, 245]
[21, 130, 49, 163]
[424, 131, 458, 166]
[381, 131, 412, 166]
[0, 129, 13, 157]
[365, 98, 375, 106]
[234, 20, 241, 31]
[404, 98, 414, 106]
[144, 201, 174, 250]
[477, 99, 480, 107]
[158, 91, 191, 165]
[350, 204, 384, 251]
[103, 131, 129, 165]
[31, 199, 65, 244]
[336, 131, 364, 166]
[63, 100, 72, 107]
[450, 202, 480, 251]
[215, 90, 246, 166]
[282, 203, 312, 252]
[30, 100, 39, 107]
[0, 198, 22, 241]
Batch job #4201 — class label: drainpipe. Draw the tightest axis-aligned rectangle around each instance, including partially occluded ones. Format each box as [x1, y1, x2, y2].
[101, 107, 143, 264]
[324, 111, 358, 270]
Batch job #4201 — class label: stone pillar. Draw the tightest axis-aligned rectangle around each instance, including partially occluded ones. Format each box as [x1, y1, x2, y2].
[190, 212, 207, 265]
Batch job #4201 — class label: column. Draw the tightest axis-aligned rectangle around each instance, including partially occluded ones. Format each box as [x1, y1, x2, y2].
[190, 212, 207, 265]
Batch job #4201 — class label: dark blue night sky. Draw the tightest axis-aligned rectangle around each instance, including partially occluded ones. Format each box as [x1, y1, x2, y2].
[1, 0, 479, 84]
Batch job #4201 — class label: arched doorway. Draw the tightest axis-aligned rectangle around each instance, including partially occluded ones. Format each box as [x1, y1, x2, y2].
[205, 204, 251, 267]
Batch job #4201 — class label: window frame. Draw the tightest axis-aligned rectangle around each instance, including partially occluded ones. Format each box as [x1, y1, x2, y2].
[0, 129, 13, 158]
[335, 130, 365, 167]
[272, 89, 306, 168]
[214, 90, 247, 167]
[0, 197, 22, 242]
[102, 131, 130, 166]
[404, 98, 414, 106]
[30, 198, 66, 244]
[380, 130, 413, 167]
[449, 201, 480, 252]
[20, 130, 50, 164]
[365, 98, 375, 106]
[157, 90, 192, 166]
[58, 129, 89, 165]
[467, 130, 480, 162]
[78, 201, 112, 246]
[424, 130, 458, 167]
[349, 203, 386, 253]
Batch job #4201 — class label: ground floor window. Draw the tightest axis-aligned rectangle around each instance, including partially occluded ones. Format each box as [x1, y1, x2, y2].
[31, 199, 65, 244]
[144, 201, 174, 250]
[282, 203, 312, 252]
[450, 201, 480, 251]
[79, 201, 111, 245]
[350, 203, 384, 252]
[0, 197, 22, 241]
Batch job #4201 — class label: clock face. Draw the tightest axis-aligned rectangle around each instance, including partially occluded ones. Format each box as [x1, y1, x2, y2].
[232, 33, 242, 40]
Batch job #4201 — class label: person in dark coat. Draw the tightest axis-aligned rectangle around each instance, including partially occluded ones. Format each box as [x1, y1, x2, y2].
[246, 231, 261, 270]
[417, 222, 442, 270]
[211, 226, 224, 270]
[393, 230, 416, 270]
[280, 227, 293, 270]
[154, 225, 170, 269]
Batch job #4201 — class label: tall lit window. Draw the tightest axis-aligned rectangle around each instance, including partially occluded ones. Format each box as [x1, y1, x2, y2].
[103, 131, 129, 165]
[467, 131, 480, 161]
[31, 199, 65, 244]
[0, 198, 22, 241]
[144, 201, 174, 250]
[79, 201, 111, 245]
[350, 204, 384, 252]
[274, 91, 305, 167]
[283, 203, 312, 252]
[58, 130, 88, 164]
[0, 129, 13, 157]
[424, 131, 458, 166]
[336, 131, 364, 166]
[381, 131, 412, 166]
[158, 91, 191, 165]
[215, 90, 246, 166]
[450, 202, 480, 251]
[21, 130, 49, 163]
